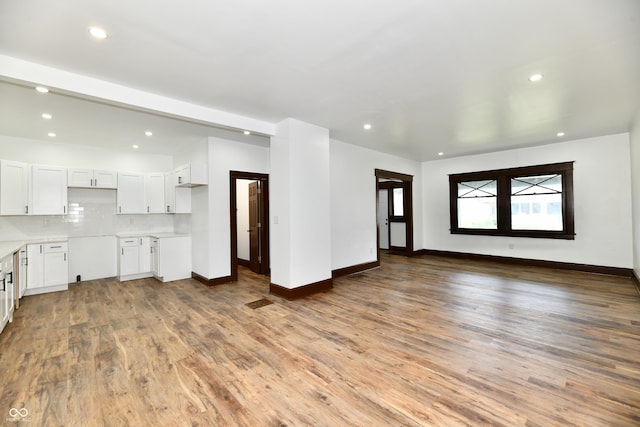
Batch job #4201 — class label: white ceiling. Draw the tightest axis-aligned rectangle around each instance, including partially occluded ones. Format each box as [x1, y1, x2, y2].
[0, 0, 639, 160]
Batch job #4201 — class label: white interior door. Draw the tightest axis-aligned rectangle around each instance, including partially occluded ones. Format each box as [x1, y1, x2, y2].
[378, 189, 389, 250]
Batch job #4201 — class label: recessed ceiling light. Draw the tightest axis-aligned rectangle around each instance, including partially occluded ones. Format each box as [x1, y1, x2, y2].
[47, 132, 56, 137]
[41, 113, 52, 120]
[438, 152, 444, 156]
[145, 131, 153, 136]
[89, 27, 108, 39]
[35, 86, 49, 93]
[529, 73, 543, 82]
[132, 144, 139, 149]
[363, 123, 372, 130]
[243, 130, 251, 135]
[557, 132, 565, 137]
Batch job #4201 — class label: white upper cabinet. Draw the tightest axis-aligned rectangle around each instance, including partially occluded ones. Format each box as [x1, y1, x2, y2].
[117, 172, 146, 214]
[31, 164, 67, 215]
[175, 163, 207, 187]
[164, 170, 191, 214]
[146, 173, 165, 214]
[68, 168, 117, 189]
[94, 170, 117, 189]
[164, 171, 176, 213]
[0, 160, 29, 215]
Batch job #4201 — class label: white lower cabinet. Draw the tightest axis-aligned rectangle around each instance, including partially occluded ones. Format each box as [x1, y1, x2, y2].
[118, 237, 152, 281]
[151, 236, 191, 282]
[151, 238, 159, 277]
[25, 242, 68, 296]
[0, 253, 15, 334]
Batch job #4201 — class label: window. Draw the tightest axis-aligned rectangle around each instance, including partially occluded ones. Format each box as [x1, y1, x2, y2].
[392, 187, 404, 217]
[449, 162, 574, 239]
[457, 179, 497, 229]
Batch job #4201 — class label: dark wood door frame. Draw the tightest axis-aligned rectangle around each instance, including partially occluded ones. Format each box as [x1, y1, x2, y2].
[375, 169, 414, 258]
[230, 171, 270, 281]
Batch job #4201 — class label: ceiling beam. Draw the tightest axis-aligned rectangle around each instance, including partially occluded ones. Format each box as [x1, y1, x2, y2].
[0, 54, 276, 136]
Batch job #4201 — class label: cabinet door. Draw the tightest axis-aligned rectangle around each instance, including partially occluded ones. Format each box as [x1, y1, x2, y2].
[0, 160, 29, 215]
[0, 272, 7, 331]
[44, 252, 68, 287]
[175, 165, 190, 186]
[119, 244, 140, 276]
[26, 244, 45, 289]
[18, 249, 27, 298]
[164, 172, 175, 213]
[32, 165, 67, 215]
[117, 172, 146, 214]
[151, 239, 159, 276]
[68, 168, 93, 188]
[146, 173, 165, 213]
[139, 237, 151, 273]
[94, 170, 117, 189]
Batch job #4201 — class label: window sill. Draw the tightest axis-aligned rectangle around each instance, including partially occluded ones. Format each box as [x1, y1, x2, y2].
[450, 229, 576, 240]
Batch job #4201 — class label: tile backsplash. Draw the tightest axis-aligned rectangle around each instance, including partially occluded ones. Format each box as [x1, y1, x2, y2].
[0, 188, 183, 241]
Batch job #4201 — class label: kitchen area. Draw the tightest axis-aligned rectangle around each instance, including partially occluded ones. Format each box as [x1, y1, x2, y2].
[0, 156, 206, 336]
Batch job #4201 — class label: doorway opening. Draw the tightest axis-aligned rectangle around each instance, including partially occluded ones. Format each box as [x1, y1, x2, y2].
[230, 171, 270, 281]
[375, 169, 413, 259]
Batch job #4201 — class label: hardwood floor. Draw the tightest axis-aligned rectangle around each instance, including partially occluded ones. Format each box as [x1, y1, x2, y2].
[1, 254, 639, 426]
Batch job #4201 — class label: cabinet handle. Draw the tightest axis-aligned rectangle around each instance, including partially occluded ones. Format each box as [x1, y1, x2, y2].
[139, 238, 142, 245]
[178, 176, 182, 184]
[25, 205, 28, 214]
[40, 245, 42, 254]
[2, 278, 5, 292]
[7, 272, 12, 284]
[147, 206, 150, 213]
[64, 253, 66, 261]
[119, 206, 122, 213]
[167, 205, 170, 213]
[94, 178, 97, 187]
[63, 206, 66, 214]
[121, 248, 124, 255]
[50, 245, 62, 249]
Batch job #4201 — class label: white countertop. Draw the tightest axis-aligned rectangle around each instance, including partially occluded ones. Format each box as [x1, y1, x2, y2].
[0, 236, 69, 259]
[116, 232, 190, 239]
[1, 233, 190, 259]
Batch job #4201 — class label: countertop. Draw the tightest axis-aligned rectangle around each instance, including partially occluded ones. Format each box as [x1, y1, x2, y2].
[0, 236, 69, 259]
[116, 232, 190, 239]
[1, 233, 191, 259]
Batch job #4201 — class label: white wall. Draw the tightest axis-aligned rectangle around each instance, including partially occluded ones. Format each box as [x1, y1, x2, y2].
[330, 139, 423, 271]
[630, 112, 640, 278]
[422, 133, 633, 268]
[206, 137, 270, 279]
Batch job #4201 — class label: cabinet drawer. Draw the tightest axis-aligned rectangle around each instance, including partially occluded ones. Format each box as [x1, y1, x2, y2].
[44, 242, 68, 253]
[119, 238, 138, 247]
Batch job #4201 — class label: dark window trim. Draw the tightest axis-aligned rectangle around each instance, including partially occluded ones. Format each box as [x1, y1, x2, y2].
[449, 161, 575, 239]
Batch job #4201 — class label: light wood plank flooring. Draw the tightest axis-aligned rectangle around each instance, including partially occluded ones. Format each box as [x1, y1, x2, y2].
[1, 254, 640, 426]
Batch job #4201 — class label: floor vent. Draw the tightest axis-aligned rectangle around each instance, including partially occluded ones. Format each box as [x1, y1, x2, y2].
[246, 298, 274, 309]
